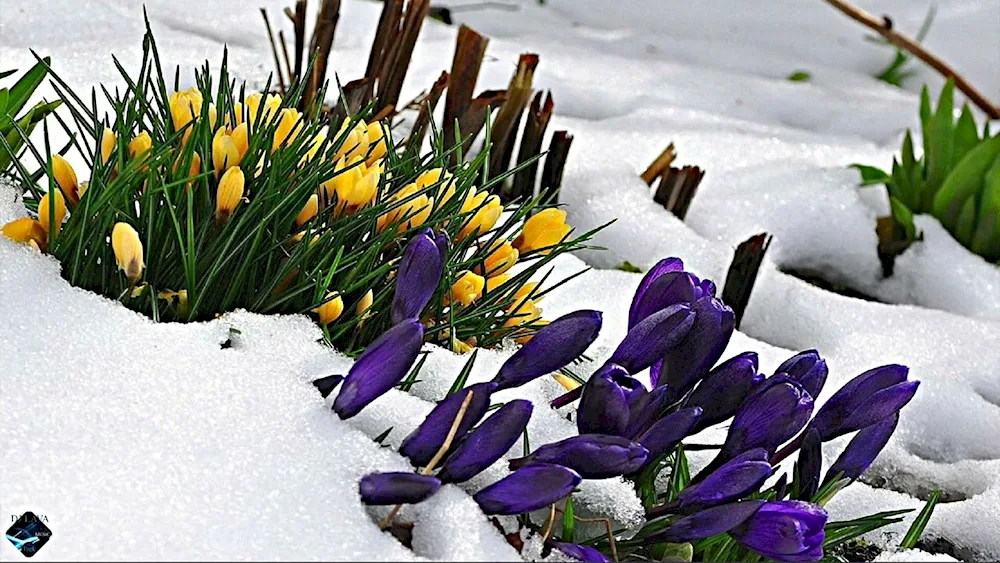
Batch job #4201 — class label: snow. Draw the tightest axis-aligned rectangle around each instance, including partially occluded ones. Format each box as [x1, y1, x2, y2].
[3, 0, 1000, 560]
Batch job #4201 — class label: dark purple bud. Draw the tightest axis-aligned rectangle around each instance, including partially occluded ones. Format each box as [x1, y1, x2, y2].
[312, 374, 344, 398]
[636, 407, 702, 459]
[577, 364, 633, 436]
[510, 434, 649, 479]
[698, 279, 717, 297]
[671, 449, 771, 514]
[433, 231, 449, 262]
[629, 272, 697, 329]
[773, 472, 789, 501]
[493, 310, 602, 391]
[625, 383, 673, 440]
[473, 463, 581, 515]
[359, 472, 441, 505]
[687, 352, 763, 432]
[826, 413, 898, 482]
[391, 229, 444, 324]
[795, 428, 822, 501]
[610, 303, 694, 375]
[550, 542, 612, 563]
[438, 400, 533, 483]
[722, 377, 813, 458]
[776, 350, 828, 399]
[399, 382, 497, 467]
[629, 257, 685, 328]
[644, 500, 765, 544]
[730, 501, 827, 562]
[333, 320, 424, 419]
[810, 365, 918, 441]
[655, 296, 735, 391]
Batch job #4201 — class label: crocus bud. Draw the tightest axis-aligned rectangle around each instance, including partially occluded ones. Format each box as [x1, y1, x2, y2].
[377, 185, 434, 233]
[493, 310, 602, 391]
[168, 88, 203, 133]
[654, 296, 735, 391]
[365, 121, 388, 167]
[332, 319, 424, 419]
[313, 291, 344, 325]
[449, 271, 485, 306]
[111, 222, 144, 282]
[100, 127, 117, 164]
[128, 131, 153, 160]
[663, 449, 771, 515]
[399, 382, 496, 467]
[503, 298, 542, 329]
[272, 108, 302, 152]
[510, 434, 649, 479]
[629, 271, 698, 329]
[438, 400, 533, 483]
[686, 352, 763, 432]
[609, 303, 694, 376]
[473, 463, 582, 515]
[475, 242, 519, 278]
[215, 166, 245, 223]
[2, 218, 47, 249]
[729, 501, 827, 562]
[51, 155, 79, 204]
[357, 289, 374, 318]
[644, 500, 765, 544]
[577, 364, 633, 436]
[795, 428, 822, 501]
[212, 128, 242, 175]
[295, 194, 319, 227]
[636, 407, 702, 459]
[333, 118, 370, 162]
[775, 350, 828, 399]
[809, 365, 918, 442]
[245, 92, 282, 125]
[312, 374, 344, 399]
[359, 472, 441, 505]
[514, 208, 571, 255]
[459, 189, 502, 240]
[391, 229, 444, 324]
[624, 383, 673, 440]
[551, 543, 612, 563]
[629, 257, 684, 327]
[826, 413, 898, 483]
[721, 377, 813, 458]
[37, 190, 66, 235]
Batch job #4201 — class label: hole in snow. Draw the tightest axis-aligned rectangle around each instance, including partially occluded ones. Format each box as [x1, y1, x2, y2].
[780, 267, 886, 304]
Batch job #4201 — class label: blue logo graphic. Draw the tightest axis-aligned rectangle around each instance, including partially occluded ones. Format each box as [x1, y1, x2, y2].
[5, 512, 51, 558]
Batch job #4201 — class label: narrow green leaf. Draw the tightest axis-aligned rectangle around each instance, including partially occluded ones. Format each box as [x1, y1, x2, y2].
[851, 164, 891, 186]
[922, 80, 956, 208]
[970, 156, 1000, 259]
[899, 490, 941, 550]
[446, 349, 478, 396]
[561, 496, 575, 542]
[5, 57, 50, 118]
[933, 134, 1000, 229]
[787, 70, 812, 82]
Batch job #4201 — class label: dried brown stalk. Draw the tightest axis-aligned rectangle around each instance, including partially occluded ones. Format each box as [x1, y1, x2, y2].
[260, 9, 288, 93]
[331, 77, 374, 126]
[379, 0, 431, 113]
[721, 233, 772, 329]
[822, 0, 999, 119]
[553, 507, 619, 563]
[456, 90, 507, 158]
[652, 165, 705, 221]
[444, 25, 490, 161]
[487, 53, 539, 186]
[641, 143, 676, 186]
[278, 31, 294, 84]
[407, 71, 450, 149]
[875, 215, 916, 277]
[508, 91, 554, 201]
[540, 131, 573, 204]
[378, 390, 475, 530]
[286, 0, 307, 81]
[366, 0, 403, 82]
[306, 0, 341, 110]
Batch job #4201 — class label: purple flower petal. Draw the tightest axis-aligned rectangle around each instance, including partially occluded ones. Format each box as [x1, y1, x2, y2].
[776, 350, 828, 399]
[636, 407, 702, 459]
[687, 352, 762, 432]
[644, 500, 765, 544]
[551, 542, 612, 563]
[398, 382, 497, 467]
[826, 413, 898, 482]
[796, 428, 822, 501]
[438, 400, 533, 483]
[610, 303, 694, 375]
[333, 320, 424, 419]
[493, 310, 602, 391]
[625, 383, 673, 440]
[391, 229, 444, 324]
[359, 472, 441, 505]
[511, 434, 649, 479]
[730, 501, 827, 562]
[722, 377, 814, 458]
[473, 463, 581, 515]
[810, 365, 912, 441]
[629, 272, 697, 329]
[628, 257, 685, 328]
[655, 295, 735, 391]
[577, 364, 632, 436]
[652, 448, 771, 516]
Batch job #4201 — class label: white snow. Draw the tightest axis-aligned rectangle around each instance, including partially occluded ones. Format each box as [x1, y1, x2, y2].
[3, 0, 1000, 560]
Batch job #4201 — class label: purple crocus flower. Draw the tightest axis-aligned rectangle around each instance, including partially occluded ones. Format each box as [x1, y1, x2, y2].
[776, 350, 828, 400]
[473, 463, 582, 515]
[729, 501, 827, 562]
[609, 303, 694, 375]
[809, 365, 918, 441]
[333, 319, 424, 419]
[636, 407, 702, 459]
[391, 229, 444, 324]
[644, 500, 766, 544]
[796, 428, 822, 501]
[624, 383, 674, 440]
[359, 472, 441, 505]
[550, 542, 612, 563]
[438, 400, 533, 483]
[628, 257, 685, 328]
[509, 434, 649, 479]
[577, 364, 634, 436]
[629, 271, 698, 329]
[721, 376, 814, 459]
[399, 382, 497, 467]
[826, 413, 898, 482]
[686, 352, 763, 432]
[648, 449, 771, 518]
[493, 310, 602, 391]
[653, 295, 735, 391]
[312, 374, 344, 398]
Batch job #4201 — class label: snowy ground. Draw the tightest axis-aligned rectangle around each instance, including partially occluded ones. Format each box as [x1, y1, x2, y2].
[2, 0, 1000, 560]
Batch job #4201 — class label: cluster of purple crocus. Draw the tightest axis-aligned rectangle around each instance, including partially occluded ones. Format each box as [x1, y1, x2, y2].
[313, 235, 920, 563]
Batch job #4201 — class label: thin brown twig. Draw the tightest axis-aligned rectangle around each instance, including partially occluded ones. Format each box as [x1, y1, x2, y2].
[821, 0, 1000, 119]
[553, 507, 619, 563]
[278, 31, 294, 84]
[260, 9, 287, 93]
[379, 391, 475, 530]
[542, 503, 556, 541]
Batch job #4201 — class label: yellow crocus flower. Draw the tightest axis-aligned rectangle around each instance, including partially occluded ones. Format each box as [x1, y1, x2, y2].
[514, 208, 572, 255]
[111, 222, 144, 282]
[215, 166, 245, 223]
